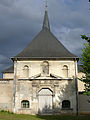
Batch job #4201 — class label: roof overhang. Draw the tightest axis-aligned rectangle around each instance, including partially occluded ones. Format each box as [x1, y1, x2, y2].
[11, 57, 79, 61]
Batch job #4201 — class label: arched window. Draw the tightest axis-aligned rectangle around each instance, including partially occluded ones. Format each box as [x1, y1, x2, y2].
[62, 100, 70, 109]
[42, 61, 49, 75]
[21, 100, 29, 108]
[63, 65, 68, 78]
[23, 65, 29, 78]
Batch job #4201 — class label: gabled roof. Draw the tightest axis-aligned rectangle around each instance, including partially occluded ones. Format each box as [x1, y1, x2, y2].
[2, 66, 14, 73]
[12, 9, 78, 60]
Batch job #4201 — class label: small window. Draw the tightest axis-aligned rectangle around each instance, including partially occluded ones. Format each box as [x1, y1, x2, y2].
[21, 100, 29, 108]
[42, 61, 49, 75]
[23, 65, 29, 78]
[63, 65, 68, 78]
[62, 100, 70, 109]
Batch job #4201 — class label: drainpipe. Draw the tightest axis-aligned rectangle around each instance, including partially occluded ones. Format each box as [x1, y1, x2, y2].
[13, 59, 17, 113]
[75, 58, 78, 116]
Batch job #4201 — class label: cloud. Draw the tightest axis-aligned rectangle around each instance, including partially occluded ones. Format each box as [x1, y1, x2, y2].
[53, 27, 84, 57]
[0, 0, 15, 7]
[0, 54, 12, 73]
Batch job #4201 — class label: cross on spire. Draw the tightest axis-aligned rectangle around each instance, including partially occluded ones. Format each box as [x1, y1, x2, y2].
[43, 0, 50, 30]
[45, 0, 48, 11]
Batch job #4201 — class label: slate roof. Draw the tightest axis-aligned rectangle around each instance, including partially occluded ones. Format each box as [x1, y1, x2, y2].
[2, 66, 14, 73]
[12, 9, 78, 60]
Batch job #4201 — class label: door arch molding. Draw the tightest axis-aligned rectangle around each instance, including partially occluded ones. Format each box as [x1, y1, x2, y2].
[38, 87, 53, 94]
[38, 88, 53, 94]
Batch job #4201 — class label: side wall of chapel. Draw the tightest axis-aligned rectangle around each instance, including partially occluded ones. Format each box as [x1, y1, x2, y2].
[0, 80, 13, 111]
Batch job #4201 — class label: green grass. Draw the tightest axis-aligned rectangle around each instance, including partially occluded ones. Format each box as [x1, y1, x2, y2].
[0, 112, 90, 120]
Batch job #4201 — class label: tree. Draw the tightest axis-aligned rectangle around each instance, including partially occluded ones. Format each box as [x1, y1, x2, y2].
[80, 35, 90, 94]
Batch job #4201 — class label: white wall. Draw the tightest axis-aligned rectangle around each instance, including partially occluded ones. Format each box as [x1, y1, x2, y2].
[3, 73, 14, 79]
[14, 60, 76, 79]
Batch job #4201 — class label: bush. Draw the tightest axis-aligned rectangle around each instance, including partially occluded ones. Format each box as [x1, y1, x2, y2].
[0, 110, 14, 114]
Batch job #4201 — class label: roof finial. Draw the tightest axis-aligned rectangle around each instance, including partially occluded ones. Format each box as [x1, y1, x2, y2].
[42, 0, 50, 30]
[45, 0, 48, 11]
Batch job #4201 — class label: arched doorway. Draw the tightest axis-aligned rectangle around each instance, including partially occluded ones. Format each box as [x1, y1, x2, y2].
[38, 88, 53, 114]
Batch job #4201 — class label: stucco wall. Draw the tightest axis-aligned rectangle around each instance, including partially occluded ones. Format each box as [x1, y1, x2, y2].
[3, 73, 14, 79]
[78, 72, 85, 92]
[15, 60, 76, 79]
[13, 59, 77, 114]
[14, 79, 76, 114]
[0, 80, 13, 111]
[0, 59, 77, 114]
[79, 94, 90, 114]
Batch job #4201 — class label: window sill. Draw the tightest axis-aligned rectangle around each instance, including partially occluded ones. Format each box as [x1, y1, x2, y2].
[61, 108, 73, 110]
[19, 108, 31, 110]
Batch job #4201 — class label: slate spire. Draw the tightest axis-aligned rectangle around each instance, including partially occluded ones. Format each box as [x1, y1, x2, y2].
[42, 0, 50, 30]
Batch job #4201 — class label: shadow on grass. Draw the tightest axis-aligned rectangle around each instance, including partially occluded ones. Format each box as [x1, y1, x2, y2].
[36, 115, 76, 120]
[36, 115, 90, 120]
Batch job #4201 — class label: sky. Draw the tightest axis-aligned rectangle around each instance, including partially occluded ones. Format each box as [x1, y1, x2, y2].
[0, 0, 90, 78]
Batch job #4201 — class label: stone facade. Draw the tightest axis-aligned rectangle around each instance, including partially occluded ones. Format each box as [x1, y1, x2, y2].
[78, 72, 85, 92]
[0, 79, 13, 111]
[3, 73, 14, 79]
[0, 60, 78, 114]
[15, 60, 76, 79]
[1, 61, 90, 115]
[79, 94, 90, 114]
[78, 72, 90, 114]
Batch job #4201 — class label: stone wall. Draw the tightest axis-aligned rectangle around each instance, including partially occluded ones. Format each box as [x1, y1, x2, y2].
[0, 59, 77, 114]
[14, 60, 77, 79]
[14, 79, 76, 114]
[79, 94, 90, 114]
[0, 80, 13, 111]
[78, 72, 85, 92]
[13, 59, 77, 114]
[3, 73, 14, 79]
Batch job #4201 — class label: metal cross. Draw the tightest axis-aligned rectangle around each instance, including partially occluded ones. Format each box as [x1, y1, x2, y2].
[45, 0, 48, 11]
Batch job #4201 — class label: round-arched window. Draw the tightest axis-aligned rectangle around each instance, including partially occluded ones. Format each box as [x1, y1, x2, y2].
[23, 65, 29, 78]
[21, 100, 29, 108]
[63, 65, 68, 78]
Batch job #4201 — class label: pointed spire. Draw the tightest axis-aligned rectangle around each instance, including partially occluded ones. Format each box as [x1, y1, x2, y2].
[42, 0, 50, 30]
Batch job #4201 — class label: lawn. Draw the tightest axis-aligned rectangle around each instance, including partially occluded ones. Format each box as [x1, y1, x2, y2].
[0, 112, 90, 120]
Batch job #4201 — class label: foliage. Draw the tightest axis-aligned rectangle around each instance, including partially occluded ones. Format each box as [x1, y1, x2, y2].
[83, 91, 90, 96]
[0, 110, 13, 114]
[80, 35, 90, 93]
[81, 35, 90, 43]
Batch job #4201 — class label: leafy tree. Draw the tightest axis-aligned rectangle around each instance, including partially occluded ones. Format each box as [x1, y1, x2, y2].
[80, 35, 90, 95]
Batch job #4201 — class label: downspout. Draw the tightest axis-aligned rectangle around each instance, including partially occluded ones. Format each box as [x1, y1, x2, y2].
[13, 59, 17, 113]
[75, 58, 78, 116]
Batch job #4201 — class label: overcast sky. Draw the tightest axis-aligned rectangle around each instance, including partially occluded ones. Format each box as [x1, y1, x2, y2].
[0, 0, 90, 77]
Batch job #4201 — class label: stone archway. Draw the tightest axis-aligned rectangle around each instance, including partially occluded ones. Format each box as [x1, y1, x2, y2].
[38, 88, 53, 114]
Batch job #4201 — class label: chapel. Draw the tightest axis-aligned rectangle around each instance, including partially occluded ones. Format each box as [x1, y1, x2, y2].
[0, 6, 80, 115]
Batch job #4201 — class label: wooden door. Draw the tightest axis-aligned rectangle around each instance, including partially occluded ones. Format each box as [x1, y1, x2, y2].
[38, 88, 53, 114]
